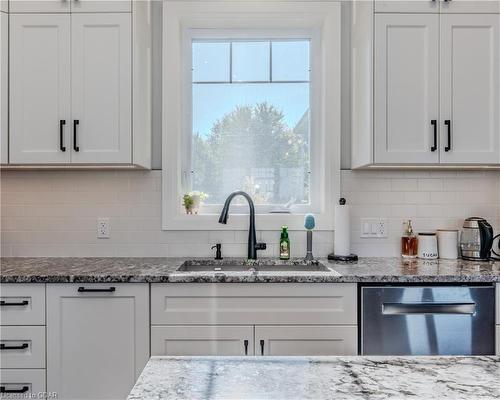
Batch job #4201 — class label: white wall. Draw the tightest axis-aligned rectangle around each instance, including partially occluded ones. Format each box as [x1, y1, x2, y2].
[1, 170, 498, 257]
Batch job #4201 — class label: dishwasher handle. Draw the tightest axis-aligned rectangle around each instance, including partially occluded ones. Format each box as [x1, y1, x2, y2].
[382, 303, 476, 315]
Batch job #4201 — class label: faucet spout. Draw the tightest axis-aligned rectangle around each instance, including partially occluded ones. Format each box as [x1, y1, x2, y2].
[218, 191, 266, 259]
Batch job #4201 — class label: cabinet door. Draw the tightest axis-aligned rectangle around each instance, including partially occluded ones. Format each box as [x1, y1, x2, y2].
[9, 15, 71, 164]
[1, 12, 7, 164]
[9, 0, 69, 13]
[255, 326, 358, 356]
[71, 13, 131, 164]
[47, 284, 149, 400]
[440, 14, 500, 164]
[71, 0, 131, 13]
[375, 0, 439, 13]
[374, 14, 440, 164]
[151, 326, 254, 356]
[441, 0, 500, 13]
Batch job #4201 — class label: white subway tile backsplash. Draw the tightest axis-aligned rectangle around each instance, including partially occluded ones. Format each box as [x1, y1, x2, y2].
[1, 170, 499, 257]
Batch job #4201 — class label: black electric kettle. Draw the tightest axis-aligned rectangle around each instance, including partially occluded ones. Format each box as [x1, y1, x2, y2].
[459, 217, 494, 261]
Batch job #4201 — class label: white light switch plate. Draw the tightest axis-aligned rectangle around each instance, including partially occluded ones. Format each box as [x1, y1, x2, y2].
[360, 218, 388, 238]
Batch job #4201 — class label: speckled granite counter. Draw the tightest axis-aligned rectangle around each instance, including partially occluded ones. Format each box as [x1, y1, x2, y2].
[128, 356, 500, 400]
[1, 257, 499, 283]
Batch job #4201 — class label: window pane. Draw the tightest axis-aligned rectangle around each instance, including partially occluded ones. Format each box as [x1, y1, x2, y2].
[192, 42, 230, 82]
[272, 41, 310, 81]
[192, 83, 310, 206]
[232, 41, 270, 82]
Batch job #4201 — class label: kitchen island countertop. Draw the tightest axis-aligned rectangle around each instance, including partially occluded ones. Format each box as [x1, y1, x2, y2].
[127, 355, 500, 400]
[0, 256, 499, 283]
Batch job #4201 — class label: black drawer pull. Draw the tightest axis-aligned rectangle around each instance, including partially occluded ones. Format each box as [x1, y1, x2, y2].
[0, 343, 29, 350]
[1, 386, 30, 394]
[0, 300, 29, 307]
[243, 340, 249, 355]
[444, 120, 451, 152]
[60, 119, 66, 152]
[430, 120, 437, 152]
[260, 340, 265, 356]
[78, 287, 116, 293]
[73, 119, 80, 152]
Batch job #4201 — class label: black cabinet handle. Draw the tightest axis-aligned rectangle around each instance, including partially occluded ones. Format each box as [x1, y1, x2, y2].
[260, 340, 265, 356]
[60, 120, 66, 152]
[73, 120, 80, 152]
[1, 386, 30, 394]
[244, 340, 248, 355]
[0, 300, 29, 307]
[1, 343, 29, 350]
[78, 287, 115, 293]
[444, 120, 451, 152]
[430, 120, 437, 152]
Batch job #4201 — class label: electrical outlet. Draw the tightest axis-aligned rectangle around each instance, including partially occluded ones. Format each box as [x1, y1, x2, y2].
[360, 218, 388, 238]
[97, 218, 110, 239]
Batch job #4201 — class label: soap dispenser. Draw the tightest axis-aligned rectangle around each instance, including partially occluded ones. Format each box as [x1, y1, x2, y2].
[280, 226, 290, 260]
[401, 220, 418, 259]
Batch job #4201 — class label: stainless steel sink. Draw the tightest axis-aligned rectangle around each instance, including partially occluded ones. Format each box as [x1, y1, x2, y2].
[177, 261, 330, 272]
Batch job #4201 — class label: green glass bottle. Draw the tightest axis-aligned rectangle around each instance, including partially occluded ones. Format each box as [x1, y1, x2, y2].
[280, 225, 290, 260]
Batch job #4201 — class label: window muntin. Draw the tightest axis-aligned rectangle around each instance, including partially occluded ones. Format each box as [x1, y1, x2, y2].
[189, 39, 311, 211]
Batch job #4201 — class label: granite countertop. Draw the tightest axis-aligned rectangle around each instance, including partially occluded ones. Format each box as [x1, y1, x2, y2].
[0, 257, 499, 283]
[128, 356, 500, 400]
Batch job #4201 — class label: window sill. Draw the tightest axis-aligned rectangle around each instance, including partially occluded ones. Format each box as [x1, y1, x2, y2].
[162, 212, 334, 231]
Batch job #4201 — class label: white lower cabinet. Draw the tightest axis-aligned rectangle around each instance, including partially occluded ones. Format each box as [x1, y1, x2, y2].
[151, 284, 359, 357]
[46, 284, 149, 400]
[0, 369, 46, 399]
[255, 326, 358, 356]
[151, 326, 254, 356]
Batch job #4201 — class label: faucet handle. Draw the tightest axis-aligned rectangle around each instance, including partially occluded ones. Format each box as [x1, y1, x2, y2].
[255, 243, 267, 251]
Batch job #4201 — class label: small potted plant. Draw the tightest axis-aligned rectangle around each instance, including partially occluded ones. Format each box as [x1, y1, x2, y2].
[183, 191, 207, 214]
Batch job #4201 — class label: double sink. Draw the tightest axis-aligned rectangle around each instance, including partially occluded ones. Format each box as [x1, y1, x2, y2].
[177, 260, 331, 273]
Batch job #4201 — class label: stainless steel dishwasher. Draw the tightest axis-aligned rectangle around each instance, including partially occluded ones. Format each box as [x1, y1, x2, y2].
[361, 284, 495, 355]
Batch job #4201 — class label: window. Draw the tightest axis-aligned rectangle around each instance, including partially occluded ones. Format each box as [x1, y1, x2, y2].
[163, 1, 340, 230]
[189, 39, 311, 211]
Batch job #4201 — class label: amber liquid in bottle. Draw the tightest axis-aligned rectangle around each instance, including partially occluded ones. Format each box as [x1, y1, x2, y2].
[401, 220, 418, 259]
[401, 236, 418, 259]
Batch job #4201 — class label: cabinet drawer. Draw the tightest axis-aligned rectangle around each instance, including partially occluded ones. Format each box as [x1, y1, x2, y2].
[0, 326, 45, 369]
[0, 369, 46, 399]
[151, 325, 254, 356]
[0, 284, 45, 326]
[255, 325, 358, 356]
[151, 284, 357, 325]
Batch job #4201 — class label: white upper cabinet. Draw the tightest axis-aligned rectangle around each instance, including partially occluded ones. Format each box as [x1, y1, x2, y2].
[1, 12, 7, 164]
[375, 14, 440, 164]
[9, 14, 71, 164]
[375, 0, 440, 13]
[440, 14, 500, 164]
[375, 0, 500, 13]
[441, 0, 500, 13]
[9, 0, 70, 13]
[71, 0, 131, 13]
[9, 0, 132, 13]
[70, 13, 131, 164]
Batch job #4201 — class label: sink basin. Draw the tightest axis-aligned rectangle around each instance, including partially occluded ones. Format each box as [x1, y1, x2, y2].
[177, 261, 330, 272]
[177, 264, 253, 272]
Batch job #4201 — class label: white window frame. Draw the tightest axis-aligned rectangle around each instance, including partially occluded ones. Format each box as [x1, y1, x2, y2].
[162, 1, 341, 231]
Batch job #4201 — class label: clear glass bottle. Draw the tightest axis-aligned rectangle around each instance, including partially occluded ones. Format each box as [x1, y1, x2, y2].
[401, 220, 418, 259]
[280, 226, 290, 260]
